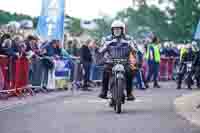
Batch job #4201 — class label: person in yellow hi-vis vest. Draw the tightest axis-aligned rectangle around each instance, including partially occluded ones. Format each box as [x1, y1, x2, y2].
[145, 35, 161, 88]
[180, 45, 187, 62]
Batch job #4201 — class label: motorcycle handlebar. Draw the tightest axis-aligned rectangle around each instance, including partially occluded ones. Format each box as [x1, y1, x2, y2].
[105, 58, 128, 64]
[183, 61, 193, 64]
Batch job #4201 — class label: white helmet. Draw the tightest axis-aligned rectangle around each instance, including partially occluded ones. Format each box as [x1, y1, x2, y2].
[192, 41, 197, 46]
[111, 20, 126, 36]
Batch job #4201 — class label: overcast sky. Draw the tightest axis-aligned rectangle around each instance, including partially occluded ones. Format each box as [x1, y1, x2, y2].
[0, 0, 162, 20]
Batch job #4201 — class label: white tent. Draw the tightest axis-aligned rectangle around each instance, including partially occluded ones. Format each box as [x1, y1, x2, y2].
[20, 20, 34, 29]
[8, 21, 21, 29]
[80, 20, 98, 30]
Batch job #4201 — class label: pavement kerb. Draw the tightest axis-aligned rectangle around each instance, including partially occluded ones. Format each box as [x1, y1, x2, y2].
[174, 91, 200, 127]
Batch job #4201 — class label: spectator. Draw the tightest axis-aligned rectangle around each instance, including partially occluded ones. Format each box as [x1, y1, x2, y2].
[0, 34, 11, 54]
[42, 40, 62, 57]
[72, 39, 79, 57]
[171, 44, 180, 58]
[80, 40, 92, 91]
[135, 48, 148, 90]
[66, 40, 73, 55]
[1, 39, 17, 57]
[0, 39, 18, 86]
[24, 35, 41, 59]
[146, 35, 161, 88]
[12, 35, 23, 54]
[54, 41, 72, 59]
[39, 40, 61, 90]
[0, 33, 11, 45]
[25, 35, 38, 52]
[161, 42, 170, 57]
[180, 45, 187, 62]
[18, 42, 28, 57]
[88, 39, 98, 64]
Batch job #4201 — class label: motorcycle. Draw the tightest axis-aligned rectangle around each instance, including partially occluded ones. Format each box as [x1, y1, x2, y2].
[108, 58, 127, 114]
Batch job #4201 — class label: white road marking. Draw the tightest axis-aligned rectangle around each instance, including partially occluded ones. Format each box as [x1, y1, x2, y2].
[0, 101, 26, 112]
[63, 98, 148, 104]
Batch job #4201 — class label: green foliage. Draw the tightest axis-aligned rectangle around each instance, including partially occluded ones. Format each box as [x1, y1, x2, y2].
[67, 17, 84, 34]
[88, 0, 200, 41]
[1, 0, 199, 42]
[87, 17, 111, 40]
[0, 10, 35, 25]
[166, 0, 200, 41]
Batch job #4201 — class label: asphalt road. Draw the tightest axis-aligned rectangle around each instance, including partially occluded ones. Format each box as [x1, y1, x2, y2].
[1, 82, 200, 133]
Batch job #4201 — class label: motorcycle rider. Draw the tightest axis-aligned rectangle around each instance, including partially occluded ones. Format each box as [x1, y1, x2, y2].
[177, 44, 196, 89]
[191, 42, 200, 88]
[98, 20, 138, 101]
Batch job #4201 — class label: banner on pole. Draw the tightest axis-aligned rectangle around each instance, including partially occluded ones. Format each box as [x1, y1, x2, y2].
[36, 0, 65, 42]
[194, 19, 200, 40]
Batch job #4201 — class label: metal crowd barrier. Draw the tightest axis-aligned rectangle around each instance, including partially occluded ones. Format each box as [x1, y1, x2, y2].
[0, 55, 73, 99]
[29, 57, 72, 92]
[0, 55, 34, 99]
[159, 57, 177, 81]
[141, 57, 177, 81]
[0, 54, 178, 99]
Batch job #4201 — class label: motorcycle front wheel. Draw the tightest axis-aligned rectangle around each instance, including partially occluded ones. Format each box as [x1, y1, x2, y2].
[113, 79, 124, 114]
[115, 100, 122, 114]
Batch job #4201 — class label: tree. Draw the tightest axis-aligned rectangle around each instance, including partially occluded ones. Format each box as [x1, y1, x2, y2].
[68, 18, 83, 34]
[125, 0, 200, 41]
[0, 10, 35, 26]
[67, 1, 200, 42]
[159, 0, 200, 41]
[87, 16, 112, 40]
[114, 5, 170, 40]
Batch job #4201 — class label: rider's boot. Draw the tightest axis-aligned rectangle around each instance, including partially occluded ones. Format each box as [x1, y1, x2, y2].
[176, 78, 182, 89]
[122, 94, 125, 104]
[176, 83, 182, 89]
[99, 93, 108, 99]
[145, 83, 149, 89]
[99, 69, 110, 99]
[153, 81, 160, 88]
[197, 82, 200, 88]
[127, 90, 135, 101]
[188, 86, 192, 90]
[99, 89, 108, 99]
[109, 98, 115, 107]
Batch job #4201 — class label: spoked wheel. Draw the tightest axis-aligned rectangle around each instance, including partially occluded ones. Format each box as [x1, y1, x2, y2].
[112, 79, 124, 114]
